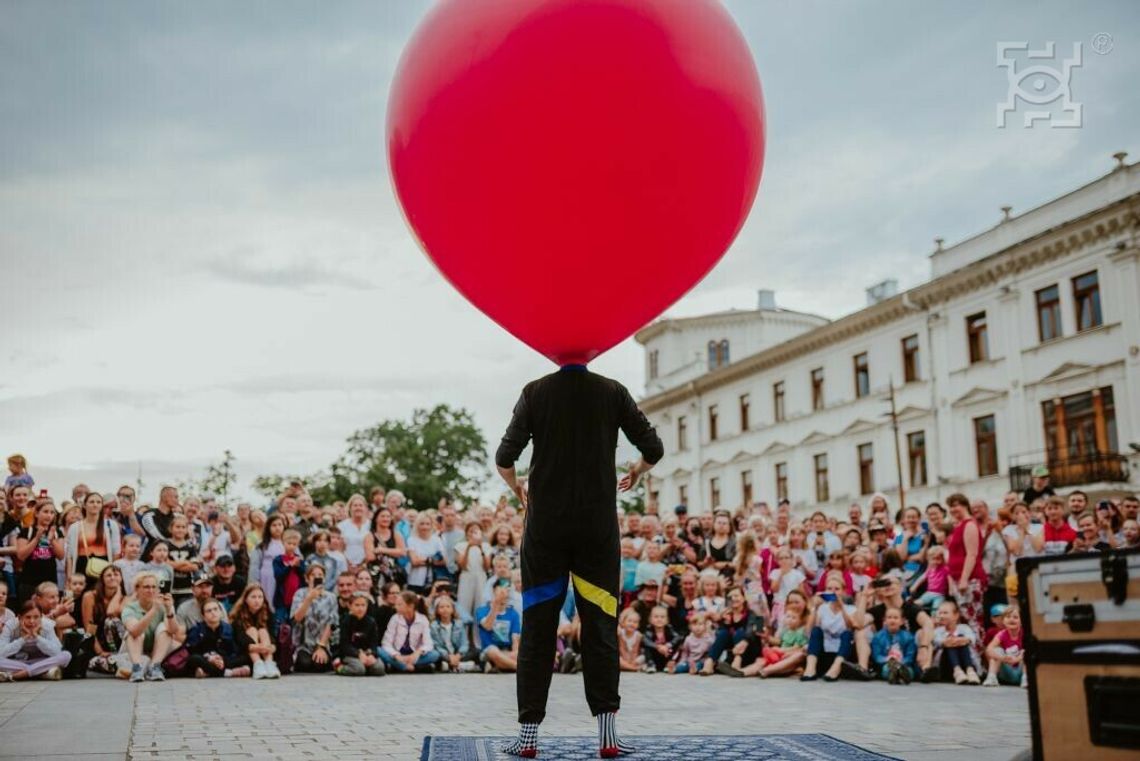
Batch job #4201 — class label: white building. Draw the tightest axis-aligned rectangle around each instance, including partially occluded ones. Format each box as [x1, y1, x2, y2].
[636, 153, 1140, 517]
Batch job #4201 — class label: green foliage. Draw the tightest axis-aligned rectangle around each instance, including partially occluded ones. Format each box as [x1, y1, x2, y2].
[257, 405, 489, 509]
[177, 450, 237, 508]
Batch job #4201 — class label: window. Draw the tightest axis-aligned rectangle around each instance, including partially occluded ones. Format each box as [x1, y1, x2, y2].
[1035, 285, 1061, 342]
[677, 416, 688, 451]
[773, 381, 785, 422]
[708, 404, 719, 441]
[1072, 271, 1102, 331]
[907, 431, 927, 487]
[966, 312, 989, 363]
[707, 339, 731, 370]
[739, 393, 751, 432]
[901, 334, 920, 382]
[741, 470, 753, 506]
[1042, 386, 1118, 462]
[710, 477, 721, 510]
[858, 443, 874, 495]
[678, 484, 688, 507]
[853, 353, 870, 398]
[974, 415, 998, 477]
[811, 368, 825, 411]
[649, 349, 659, 380]
[814, 453, 830, 502]
[775, 462, 788, 502]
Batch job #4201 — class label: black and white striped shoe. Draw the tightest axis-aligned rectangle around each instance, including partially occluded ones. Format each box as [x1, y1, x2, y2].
[597, 712, 635, 757]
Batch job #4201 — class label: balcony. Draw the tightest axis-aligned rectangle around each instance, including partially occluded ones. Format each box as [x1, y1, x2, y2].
[1009, 450, 1130, 493]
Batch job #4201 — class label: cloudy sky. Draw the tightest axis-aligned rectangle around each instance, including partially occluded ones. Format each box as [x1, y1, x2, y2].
[3, 1, 1137, 504]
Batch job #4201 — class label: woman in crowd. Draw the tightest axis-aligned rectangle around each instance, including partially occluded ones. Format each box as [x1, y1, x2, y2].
[733, 531, 769, 620]
[0, 600, 71, 681]
[1002, 502, 1043, 561]
[800, 574, 857, 682]
[454, 521, 491, 622]
[981, 504, 1011, 626]
[702, 511, 737, 580]
[81, 564, 125, 675]
[245, 508, 266, 552]
[925, 503, 949, 547]
[250, 513, 286, 613]
[65, 492, 121, 590]
[945, 493, 987, 660]
[705, 585, 754, 675]
[682, 517, 706, 564]
[786, 525, 819, 583]
[229, 583, 279, 680]
[892, 507, 928, 579]
[15, 500, 65, 604]
[363, 506, 407, 586]
[405, 514, 447, 595]
[336, 494, 371, 571]
[186, 598, 248, 678]
[0, 586, 13, 631]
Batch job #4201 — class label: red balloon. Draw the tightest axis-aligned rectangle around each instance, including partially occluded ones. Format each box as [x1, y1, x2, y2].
[388, 0, 765, 366]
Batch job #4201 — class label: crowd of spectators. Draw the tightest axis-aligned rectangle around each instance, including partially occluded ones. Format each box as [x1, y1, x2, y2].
[1, 453, 1136, 689]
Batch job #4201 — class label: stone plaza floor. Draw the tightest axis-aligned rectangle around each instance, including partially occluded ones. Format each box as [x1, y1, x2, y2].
[0, 672, 1031, 761]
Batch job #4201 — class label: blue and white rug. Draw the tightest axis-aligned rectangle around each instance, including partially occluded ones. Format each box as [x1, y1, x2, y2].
[420, 733, 901, 760]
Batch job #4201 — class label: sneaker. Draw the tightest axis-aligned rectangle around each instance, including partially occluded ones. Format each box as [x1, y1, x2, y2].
[919, 666, 941, 684]
[252, 661, 267, 680]
[560, 650, 578, 674]
[886, 661, 901, 685]
[965, 668, 981, 685]
[1021, 673, 1028, 688]
[43, 667, 63, 681]
[145, 664, 165, 682]
[953, 667, 967, 685]
[459, 661, 481, 673]
[129, 664, 145, 683]
[840, 660, 873, 682]
[899, 666, 913, 686]
[225, 666, 251, 678]
[982, 673, 999, 687]
[0, 672, 12, 683]
[439, 661, 451, 673]
[265, 661, 281, 679]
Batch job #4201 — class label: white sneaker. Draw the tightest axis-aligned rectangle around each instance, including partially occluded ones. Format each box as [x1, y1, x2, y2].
[265, 660, 281, 679]
[253, 661, 267, 680]
[982, 674, 999, 687]
[1021, 673, 1028, 688]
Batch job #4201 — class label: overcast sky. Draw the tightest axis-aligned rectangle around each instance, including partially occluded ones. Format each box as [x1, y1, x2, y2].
[3, 1, 1137, 504]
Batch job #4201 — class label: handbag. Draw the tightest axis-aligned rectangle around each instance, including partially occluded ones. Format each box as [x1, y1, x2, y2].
[81, 524, 111, 580]
[162, 644, 190, 677]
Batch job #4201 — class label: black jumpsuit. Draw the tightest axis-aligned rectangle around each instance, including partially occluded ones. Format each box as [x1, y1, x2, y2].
[495, 365, 664, 724]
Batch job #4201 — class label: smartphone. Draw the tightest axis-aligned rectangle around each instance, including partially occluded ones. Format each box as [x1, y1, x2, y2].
[1097, 501, 1112, 512]
[820, 592, 837, 602]
[39, 489, 48, 498]
[158, 577, 172, 595]
[871, 577, 892, 589]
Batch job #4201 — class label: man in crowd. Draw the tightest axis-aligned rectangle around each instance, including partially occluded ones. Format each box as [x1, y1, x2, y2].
[140, 486, 179, 559]
[210, 556, 245, 614]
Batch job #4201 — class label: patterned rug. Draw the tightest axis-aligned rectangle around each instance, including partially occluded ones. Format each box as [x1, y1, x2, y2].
[419, 733, 902, 760]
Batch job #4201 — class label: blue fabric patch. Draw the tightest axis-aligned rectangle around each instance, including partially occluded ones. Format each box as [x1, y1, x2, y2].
[559, 364, 588, 372]
[521, 576, 568, 610]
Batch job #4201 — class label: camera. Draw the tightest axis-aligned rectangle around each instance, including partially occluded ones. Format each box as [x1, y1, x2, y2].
[871, 577, 892, 589]
[158, 577, 172, 595]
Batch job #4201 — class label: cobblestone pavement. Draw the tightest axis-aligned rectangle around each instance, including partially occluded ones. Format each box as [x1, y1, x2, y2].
[0, 672, 1030, 761]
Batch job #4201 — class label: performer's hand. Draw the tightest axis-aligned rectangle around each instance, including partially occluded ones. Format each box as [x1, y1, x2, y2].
[512, 482, 528, 509]
[618, 462, 641, 492]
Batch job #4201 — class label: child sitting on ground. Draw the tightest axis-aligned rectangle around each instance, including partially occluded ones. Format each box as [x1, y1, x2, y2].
[335, 591, 386, 677]
[617, 608, 645, 672]
[641, 605, 681, 673]
[668, 612, 714, 674]
[933, 599, 980, 684]
[871, 606, 917, 685]
[737, 607, 807, 678]
[983, 604, 1026, 687]
[910, 546, 950, 610]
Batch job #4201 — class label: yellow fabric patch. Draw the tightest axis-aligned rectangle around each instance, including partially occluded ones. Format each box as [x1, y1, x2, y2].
[571, 573, 617, 618]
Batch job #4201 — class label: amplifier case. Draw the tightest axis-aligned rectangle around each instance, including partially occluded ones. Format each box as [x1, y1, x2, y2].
[1016, 547, 1140, 761]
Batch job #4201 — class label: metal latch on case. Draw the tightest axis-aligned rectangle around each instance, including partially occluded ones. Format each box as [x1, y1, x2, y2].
[1063, 604, 1095, 633]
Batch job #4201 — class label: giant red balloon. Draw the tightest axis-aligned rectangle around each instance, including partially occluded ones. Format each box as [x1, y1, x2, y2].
[388, 0, 765, 366]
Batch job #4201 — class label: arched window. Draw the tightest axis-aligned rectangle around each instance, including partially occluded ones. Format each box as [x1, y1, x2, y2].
[719, 340, 730, 365]
[708, 339, 730, 370]
[708, 341, 718, 369]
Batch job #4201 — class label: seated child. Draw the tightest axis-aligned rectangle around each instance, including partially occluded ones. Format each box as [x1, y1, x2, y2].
[185, 599, 248, 678]
[933, 599, 979, 684]
[668, 612, 714, 674]
[983, 604, 1025, 688]
[871, 606, 917, 684]
[272, 529, 305, 626]
[617, 608, 645, 672]
[335, 591, 386, 676]
[737, 608, 807, 678]
[641, 605, 681, 673]
[910, 546, 950, 610]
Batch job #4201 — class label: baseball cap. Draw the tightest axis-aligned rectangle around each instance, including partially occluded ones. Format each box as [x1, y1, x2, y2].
[868, 520, 887, 533]
[1031, 465, 1049, 478]
[214, 555, 235, 567]
[640, 578, 660, 588]
[190, 571, 214, 586]
[493, 577, 512, 589]
[674, 504, 688, 515]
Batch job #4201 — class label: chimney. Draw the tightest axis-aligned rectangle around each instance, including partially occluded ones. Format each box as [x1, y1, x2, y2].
[1113, 151, 1128, 170]
[1001, 205, 1013, 222]
[866, 278, 898, 306]
[757, 289, 776, 310]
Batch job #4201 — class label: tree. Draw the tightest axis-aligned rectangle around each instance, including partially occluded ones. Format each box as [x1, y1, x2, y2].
[177, 450, 237, 508]
[258, 405, 489, 509]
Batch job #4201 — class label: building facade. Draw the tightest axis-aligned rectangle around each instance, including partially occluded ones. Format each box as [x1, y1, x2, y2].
[636, 155, 1140, 517]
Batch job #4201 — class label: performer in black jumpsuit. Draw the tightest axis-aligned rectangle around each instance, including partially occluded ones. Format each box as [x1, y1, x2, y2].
[495, 364, 663, 759]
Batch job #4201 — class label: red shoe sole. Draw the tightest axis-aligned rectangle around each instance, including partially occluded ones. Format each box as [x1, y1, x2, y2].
[599, 748, 620, 759]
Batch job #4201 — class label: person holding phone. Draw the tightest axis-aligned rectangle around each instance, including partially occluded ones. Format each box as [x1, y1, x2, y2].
[121, 570, 183, 682]
[800, 574, 857, 682]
